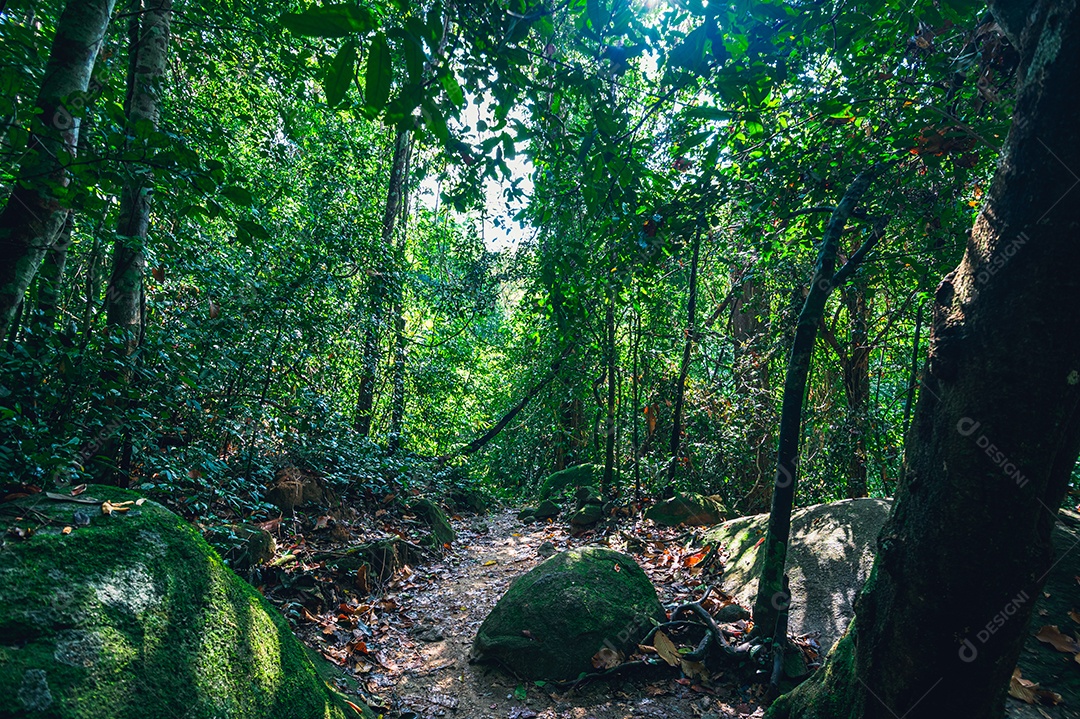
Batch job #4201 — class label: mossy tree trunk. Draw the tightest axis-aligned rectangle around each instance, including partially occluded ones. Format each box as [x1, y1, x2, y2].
[0, 0, 118, 335]
[751, 165, 886, 637]
[768, 2, 1080, 717]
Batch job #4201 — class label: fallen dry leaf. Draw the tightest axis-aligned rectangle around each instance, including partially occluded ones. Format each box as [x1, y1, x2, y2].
[681, 658, 709, 681]
[652, 630, 681, 667]
[1035, 625, 1080, 655]
[592, 646, 624, 670]
[61, 526, 72, 535]
[1009, 668, 1063, 705]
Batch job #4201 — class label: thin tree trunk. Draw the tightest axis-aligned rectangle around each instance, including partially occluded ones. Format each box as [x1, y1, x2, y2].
[751, 166, 886, 637]
[603, 297, 616, 495]
[105, 0, 172, 357]
[389, 132, 414, 451]
[841, 282, 870, 498]
[632, 309, 642, 500]
[0, 0, 118, 334]
[731, 271, 775, 513]
[769, 4, 1080, 716]
[668, 227, 702, 484]
[441, 344, 574, 461]
[901, 302, 923, 439]
[355, 128, 410, 436]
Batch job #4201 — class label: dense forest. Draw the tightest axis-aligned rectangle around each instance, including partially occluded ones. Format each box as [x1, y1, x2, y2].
[2, 0, 1080, 717]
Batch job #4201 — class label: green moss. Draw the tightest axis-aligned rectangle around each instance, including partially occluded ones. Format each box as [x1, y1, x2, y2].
[644, 492, 728, 527]
[471, 547, 665, 680]
[538, 464, 602, 500]
[765, 630, 860, 719]
[411, 498, 455, 546]
[0, 486, 356, 719]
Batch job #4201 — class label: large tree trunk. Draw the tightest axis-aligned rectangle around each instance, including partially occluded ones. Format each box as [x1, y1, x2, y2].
[751, 166, 885, 638]
[768, 3, 1080, 717]
[0, 0, 118, 334]
[355, 128, 410, 437]
[105, 0, 172, 356]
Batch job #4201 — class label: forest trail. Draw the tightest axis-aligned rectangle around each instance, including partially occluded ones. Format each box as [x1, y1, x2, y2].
[362, 509, 765, 719]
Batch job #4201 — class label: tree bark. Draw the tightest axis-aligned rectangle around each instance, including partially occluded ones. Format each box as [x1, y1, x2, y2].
[355, 128, 410, 436]
[105, 0, 172, 357]
[751, 166, 885, 637]
[768, 3, 1080, 717]
[35, 210, 75, 335]
[0, 0, 118, 334]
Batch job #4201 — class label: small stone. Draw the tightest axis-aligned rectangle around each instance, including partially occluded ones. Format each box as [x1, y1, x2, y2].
[537, 541, 557, 558]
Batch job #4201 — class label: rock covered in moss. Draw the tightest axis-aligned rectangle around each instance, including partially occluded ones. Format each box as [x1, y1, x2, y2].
[538, 464, 602, 500]
[471, 547, 665, 680]
[644, 492, 729, 526]
[517, 507, 536, 521]
[532, 499, 561, 520]
[569, 503, 604, 531]
[410, 497, 455, 546]
[0, 486, 367, 719]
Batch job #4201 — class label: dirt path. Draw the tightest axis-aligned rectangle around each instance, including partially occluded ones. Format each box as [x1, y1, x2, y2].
[367, 509, 765, 719]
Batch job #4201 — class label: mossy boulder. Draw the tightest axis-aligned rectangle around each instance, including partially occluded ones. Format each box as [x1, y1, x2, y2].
[516, 507, 536, 521]
[569, 503, 604, 531]
[532, 499, 561, 520]
[410, 497, 455, 546]
[471, 547, 665, 680]
[644, 492, 729, 526]
[0, 485, 369, 719]
[575, 485, 602, 508]
[538, 464, 602, 500]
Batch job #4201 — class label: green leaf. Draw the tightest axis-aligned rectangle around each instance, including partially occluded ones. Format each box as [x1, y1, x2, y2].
[514, 684, 527, 701]
[365, 32, 393, 111]
[440, 71, 463, 107]
[280, 5, 373, 37]
[221, 186, 254, 207]
[402, 34, 425, 85]
[668, 24, 707, 72]
[324, 39, 358, 108]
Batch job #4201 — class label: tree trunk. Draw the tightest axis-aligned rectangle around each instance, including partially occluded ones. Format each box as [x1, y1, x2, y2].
[768, 3, 1080, 717]
[35, 210, 75, 335]
[751, 166, 885, 637]
[731, 272, 774, 513]
[440, 344, 575, 461]
[603, 285, 616, 496]
[388, 131, 414, 452]
[840, 282, 870, 498]
[355, 128, 410, 437]
[0, 0, 118, 334]
[105, 0, 172, 357]
[667, 228, 702, 484]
